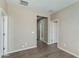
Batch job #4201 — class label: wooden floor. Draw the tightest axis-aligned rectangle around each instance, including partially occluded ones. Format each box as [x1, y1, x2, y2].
[3, 40, 75, 58]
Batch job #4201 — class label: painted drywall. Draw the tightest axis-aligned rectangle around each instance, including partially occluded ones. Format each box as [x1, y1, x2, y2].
[7, 3, 50, 53]
[51, 2, 79, 57]
[0, 0, 8, 12]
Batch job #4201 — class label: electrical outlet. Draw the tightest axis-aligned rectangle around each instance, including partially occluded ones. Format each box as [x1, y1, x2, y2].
[32, 32, 34, 34]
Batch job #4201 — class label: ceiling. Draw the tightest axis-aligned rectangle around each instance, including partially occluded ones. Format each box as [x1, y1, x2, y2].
[7, 0, 79, 14]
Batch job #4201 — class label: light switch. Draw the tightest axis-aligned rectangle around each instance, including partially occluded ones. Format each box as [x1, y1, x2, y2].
[32, 32, 34, 34]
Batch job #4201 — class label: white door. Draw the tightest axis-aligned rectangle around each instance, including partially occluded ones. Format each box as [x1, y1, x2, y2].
[53, 19, 60, 43]
[0, 12, 4, 57]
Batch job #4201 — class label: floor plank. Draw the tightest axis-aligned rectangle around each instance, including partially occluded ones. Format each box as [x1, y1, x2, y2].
[3, 40, 75, 58]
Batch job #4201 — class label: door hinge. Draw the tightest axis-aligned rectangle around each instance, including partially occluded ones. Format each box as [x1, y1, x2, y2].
[3, 48, 5, 50]
[3, 33, 5, 36]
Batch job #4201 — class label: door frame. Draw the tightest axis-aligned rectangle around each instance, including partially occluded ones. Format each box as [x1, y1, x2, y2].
[3, 15, 8, 56]
[37, 16, 48, 44]
[0, 8, 8, 57]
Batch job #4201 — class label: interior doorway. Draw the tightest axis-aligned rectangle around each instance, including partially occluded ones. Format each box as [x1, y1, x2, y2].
[37, 16, 48, 47]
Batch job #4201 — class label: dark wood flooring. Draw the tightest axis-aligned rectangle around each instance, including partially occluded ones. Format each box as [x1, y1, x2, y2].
[3, 40, 75, 58]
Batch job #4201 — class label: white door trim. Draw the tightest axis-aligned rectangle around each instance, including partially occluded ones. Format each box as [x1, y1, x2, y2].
[3, 16, 8, 55]
[0, 8, 8, 56]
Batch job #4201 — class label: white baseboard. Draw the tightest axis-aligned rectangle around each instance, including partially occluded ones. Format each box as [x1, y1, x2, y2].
[47, 42, 53, 45]
[40, 40, 48, 44]
[58, 47, 79, 58]
[6, 45, 37, 55]
[47, 42, 56, 45]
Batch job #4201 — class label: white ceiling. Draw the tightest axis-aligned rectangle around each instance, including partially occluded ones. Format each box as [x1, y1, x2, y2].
[7, 0, 79, 14]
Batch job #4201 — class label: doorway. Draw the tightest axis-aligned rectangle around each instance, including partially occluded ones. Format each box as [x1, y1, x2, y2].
[37, 16, 48, 47]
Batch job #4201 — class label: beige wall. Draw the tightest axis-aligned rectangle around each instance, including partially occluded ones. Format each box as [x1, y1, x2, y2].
[7, 3, 50, 53]
[51, 2, 79, 57]
[0, 0, 8, 12]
